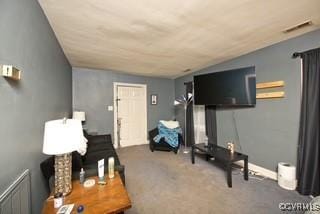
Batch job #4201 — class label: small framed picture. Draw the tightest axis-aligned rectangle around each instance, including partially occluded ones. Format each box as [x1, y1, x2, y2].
[151, 94, 157, 105]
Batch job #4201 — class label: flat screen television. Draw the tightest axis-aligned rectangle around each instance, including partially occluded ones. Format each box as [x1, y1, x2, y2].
[193, 66, 256, 106]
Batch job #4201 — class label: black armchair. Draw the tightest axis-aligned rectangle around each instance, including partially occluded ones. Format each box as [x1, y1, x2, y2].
[148, 128, 183, 154]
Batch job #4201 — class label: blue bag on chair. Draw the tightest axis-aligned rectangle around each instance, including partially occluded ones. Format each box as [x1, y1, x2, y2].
[153, 121, 182, 148]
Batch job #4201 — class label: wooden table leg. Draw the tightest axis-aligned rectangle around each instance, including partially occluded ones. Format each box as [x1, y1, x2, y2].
[227, 163, 232, 188]
[191, 146, 195, 164]
[244, 157, 249, 181]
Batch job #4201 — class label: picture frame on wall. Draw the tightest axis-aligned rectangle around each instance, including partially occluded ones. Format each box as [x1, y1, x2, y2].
[151, 94, 157, 105]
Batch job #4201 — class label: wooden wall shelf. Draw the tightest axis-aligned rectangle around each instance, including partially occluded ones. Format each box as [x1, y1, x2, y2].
[256, 80, 285, 99]
[256, 91, 285, 99]
[256, 81, 284, 89]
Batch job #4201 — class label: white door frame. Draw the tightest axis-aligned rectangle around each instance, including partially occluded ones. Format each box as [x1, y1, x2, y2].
[113, 82, 148, 148]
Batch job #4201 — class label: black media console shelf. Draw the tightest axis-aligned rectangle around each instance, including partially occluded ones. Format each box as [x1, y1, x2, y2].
[191, 143, 249, 188]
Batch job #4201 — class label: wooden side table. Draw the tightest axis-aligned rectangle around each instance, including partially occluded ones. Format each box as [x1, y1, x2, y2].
[42, 172, 131, 214]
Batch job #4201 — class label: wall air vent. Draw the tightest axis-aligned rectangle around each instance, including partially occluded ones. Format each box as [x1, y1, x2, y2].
[283, 20, 312, 33]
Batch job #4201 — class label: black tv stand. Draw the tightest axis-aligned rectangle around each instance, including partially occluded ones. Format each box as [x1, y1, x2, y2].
[191, 143, 248, 188]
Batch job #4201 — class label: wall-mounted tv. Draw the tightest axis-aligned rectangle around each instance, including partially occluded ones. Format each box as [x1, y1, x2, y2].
[193, 66, 256, 106]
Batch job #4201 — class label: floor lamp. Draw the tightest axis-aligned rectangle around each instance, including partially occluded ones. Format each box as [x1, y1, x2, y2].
[174, 93, 193, 153]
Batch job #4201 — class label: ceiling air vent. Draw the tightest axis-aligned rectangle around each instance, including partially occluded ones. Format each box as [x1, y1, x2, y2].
[283, 20, 312, 33]
[183, 69, 191, 73]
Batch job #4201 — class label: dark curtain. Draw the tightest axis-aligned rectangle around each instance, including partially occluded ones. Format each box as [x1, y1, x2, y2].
[205, 106, 217, 145]
[297, 47, 320, 196]
[185, 82, 195, 146]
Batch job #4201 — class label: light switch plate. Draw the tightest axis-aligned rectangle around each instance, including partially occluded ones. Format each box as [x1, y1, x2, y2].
[108, 106, 113, 111]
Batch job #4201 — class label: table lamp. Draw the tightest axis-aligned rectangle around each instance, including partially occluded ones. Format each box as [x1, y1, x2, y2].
[73, 111, 86, 122]
[43, 118, 83, 195]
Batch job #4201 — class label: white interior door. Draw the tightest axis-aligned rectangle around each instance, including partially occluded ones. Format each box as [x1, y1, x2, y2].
[116, 84, 147, 147]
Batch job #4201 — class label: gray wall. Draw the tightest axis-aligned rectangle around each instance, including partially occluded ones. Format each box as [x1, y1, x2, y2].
[175, 29, 320, 171]
[0, 0, 72, 213]
[73, 67, 175, 136]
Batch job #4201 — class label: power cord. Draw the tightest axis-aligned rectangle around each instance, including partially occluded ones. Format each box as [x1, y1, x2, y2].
[232, 110, 242, 152]
[232, 165, 267, 181]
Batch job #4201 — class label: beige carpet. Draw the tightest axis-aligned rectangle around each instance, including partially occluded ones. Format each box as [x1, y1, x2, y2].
[117, 145, 309, 214]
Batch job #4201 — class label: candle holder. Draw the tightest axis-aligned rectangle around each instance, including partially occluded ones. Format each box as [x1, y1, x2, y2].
[227, 142, 235, 153]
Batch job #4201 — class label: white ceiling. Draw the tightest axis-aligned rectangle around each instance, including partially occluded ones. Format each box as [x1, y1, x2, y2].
[39, 0, 320, 78]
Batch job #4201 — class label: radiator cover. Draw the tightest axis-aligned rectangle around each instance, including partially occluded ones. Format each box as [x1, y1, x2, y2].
[0, 169, 31, 214]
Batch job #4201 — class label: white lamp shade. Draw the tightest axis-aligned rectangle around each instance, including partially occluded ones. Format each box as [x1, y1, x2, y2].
[174, 100, 180, 106]
[43, 119, 84, 155]
[73, 111, 86, 121]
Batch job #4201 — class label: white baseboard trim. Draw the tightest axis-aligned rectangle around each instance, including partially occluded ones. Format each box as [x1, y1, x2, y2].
[115, 140, 149, 149]
[235, 161, 278, 180]
[134, 140, 149, 146]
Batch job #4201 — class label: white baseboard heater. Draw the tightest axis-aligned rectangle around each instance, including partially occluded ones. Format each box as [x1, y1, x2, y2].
[0, 169, 31, 214]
